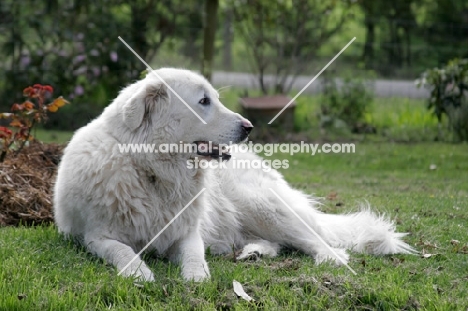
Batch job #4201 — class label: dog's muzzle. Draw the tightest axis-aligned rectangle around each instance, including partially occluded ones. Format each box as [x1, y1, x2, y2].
[194, 141, 232, 161]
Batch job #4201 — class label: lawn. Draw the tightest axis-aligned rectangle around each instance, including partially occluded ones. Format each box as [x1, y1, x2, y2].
[1, 142, 467, 310]
[32, 128, 74, 144]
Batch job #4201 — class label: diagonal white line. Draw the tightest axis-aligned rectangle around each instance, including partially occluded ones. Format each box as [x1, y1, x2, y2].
[268, 188, 357, 275]
[268, 37, 356, 124]
[118, 188, 206, 276]
[118, 36, 207, 125]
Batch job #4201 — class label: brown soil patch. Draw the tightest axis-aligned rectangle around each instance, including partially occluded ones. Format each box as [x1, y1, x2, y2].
[0, 142, 62, 226]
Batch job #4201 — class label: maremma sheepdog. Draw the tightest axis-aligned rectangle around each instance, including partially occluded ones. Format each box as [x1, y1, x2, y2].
[54, 68, 414, 282]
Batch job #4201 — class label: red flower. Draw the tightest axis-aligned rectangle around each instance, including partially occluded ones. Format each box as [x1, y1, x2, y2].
[11, 103, 23, 111]
[23, 86, 35, 97]
[0, 126, 12, 134]
[43, 85, 54, 94]
[0, 126, 13, 139]
[23, 100, 35, 111]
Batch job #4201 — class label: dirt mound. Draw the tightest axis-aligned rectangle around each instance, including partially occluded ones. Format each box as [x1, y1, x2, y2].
[0, 142, 62, 226]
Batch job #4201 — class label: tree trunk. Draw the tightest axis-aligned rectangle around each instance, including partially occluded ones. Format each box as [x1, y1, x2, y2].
[404, 27, 411, 66]
[222, 8, 233, 71]
[202, 0, 219, 82]
[362, 17, 375, 69]
[387, 19, 402, 68]
[130, 3, 149, 73]
[130, 4, 149, 58]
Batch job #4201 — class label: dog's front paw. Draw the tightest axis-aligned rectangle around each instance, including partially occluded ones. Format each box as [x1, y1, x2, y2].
[120, 263, 155, 282]
[182, 262, 211, 282]
[314, 248, 349, 266]
[135, 267, 156, 282]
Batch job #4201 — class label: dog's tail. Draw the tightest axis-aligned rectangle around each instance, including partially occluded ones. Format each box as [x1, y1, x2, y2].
[311, 206, 416, 255]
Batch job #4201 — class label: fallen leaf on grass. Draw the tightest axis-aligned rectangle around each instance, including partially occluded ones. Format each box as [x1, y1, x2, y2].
[326, 192, 338, 200]
[233, 280, 254, 302]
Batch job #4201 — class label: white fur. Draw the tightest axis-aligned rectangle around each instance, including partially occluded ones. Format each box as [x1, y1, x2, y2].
[54, 68, 415, 282]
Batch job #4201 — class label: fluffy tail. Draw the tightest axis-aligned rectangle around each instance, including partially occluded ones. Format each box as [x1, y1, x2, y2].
[313, 208, 416, 255]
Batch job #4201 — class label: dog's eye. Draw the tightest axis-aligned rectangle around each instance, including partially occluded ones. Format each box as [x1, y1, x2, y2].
[198, 97, 210, 106]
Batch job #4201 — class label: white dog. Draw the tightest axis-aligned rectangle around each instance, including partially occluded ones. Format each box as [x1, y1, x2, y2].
[54, 68, 414, 282]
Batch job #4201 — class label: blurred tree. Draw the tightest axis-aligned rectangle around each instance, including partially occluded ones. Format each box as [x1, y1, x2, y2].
[382, 0, 418, 69]
[417, 58, 468, 141]
[178, 4, 204, 64]
[359, 0, 419, 73]
[230, 0, 354, 95]
[0, 0, 192, 130]
[360, 0, 379, 68]
[222, 7, 234, 71]
[202, 0, 219, 81]
[422, 0, 468, 64]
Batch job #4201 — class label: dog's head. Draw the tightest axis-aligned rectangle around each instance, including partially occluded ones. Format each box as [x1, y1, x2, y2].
[120, 68, 252, 159]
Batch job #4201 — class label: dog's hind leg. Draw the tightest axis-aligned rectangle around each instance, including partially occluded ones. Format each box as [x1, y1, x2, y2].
[236, 239, 281, 260]
[85, 236, 155, 282]
[235, 199, 350, 265]
[226, 176, 350, 264]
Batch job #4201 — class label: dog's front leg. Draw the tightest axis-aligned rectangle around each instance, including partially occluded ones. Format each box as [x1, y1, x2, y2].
[85, 235, 155, 282]
[168, 228, 210, 282]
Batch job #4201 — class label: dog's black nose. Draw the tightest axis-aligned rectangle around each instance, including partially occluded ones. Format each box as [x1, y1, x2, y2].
[241, 119, 254, 134]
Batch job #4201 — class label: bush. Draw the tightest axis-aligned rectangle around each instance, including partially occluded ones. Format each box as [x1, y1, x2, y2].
[319, 74, 375, 133]
[417, 58, 468, 141]
[0, 84, 68, 162]
[0, 1, 194, 131]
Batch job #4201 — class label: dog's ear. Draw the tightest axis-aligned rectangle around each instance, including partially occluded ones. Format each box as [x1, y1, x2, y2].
[122, 83, 169, 130]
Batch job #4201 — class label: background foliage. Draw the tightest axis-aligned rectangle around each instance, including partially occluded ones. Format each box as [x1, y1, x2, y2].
[417, 58, 468, 141]
[0, 0, 467, 132]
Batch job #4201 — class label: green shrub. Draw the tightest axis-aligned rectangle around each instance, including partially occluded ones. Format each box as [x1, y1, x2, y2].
[0, 84, 68, 162]
[319, 74, 375, 133]
[417, 58, 468, 141]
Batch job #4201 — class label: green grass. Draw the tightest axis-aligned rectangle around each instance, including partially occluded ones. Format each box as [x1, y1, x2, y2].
[33, 128, 74, 144]
[294, 95, 441, 142]
[1, 142, 467, 310]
